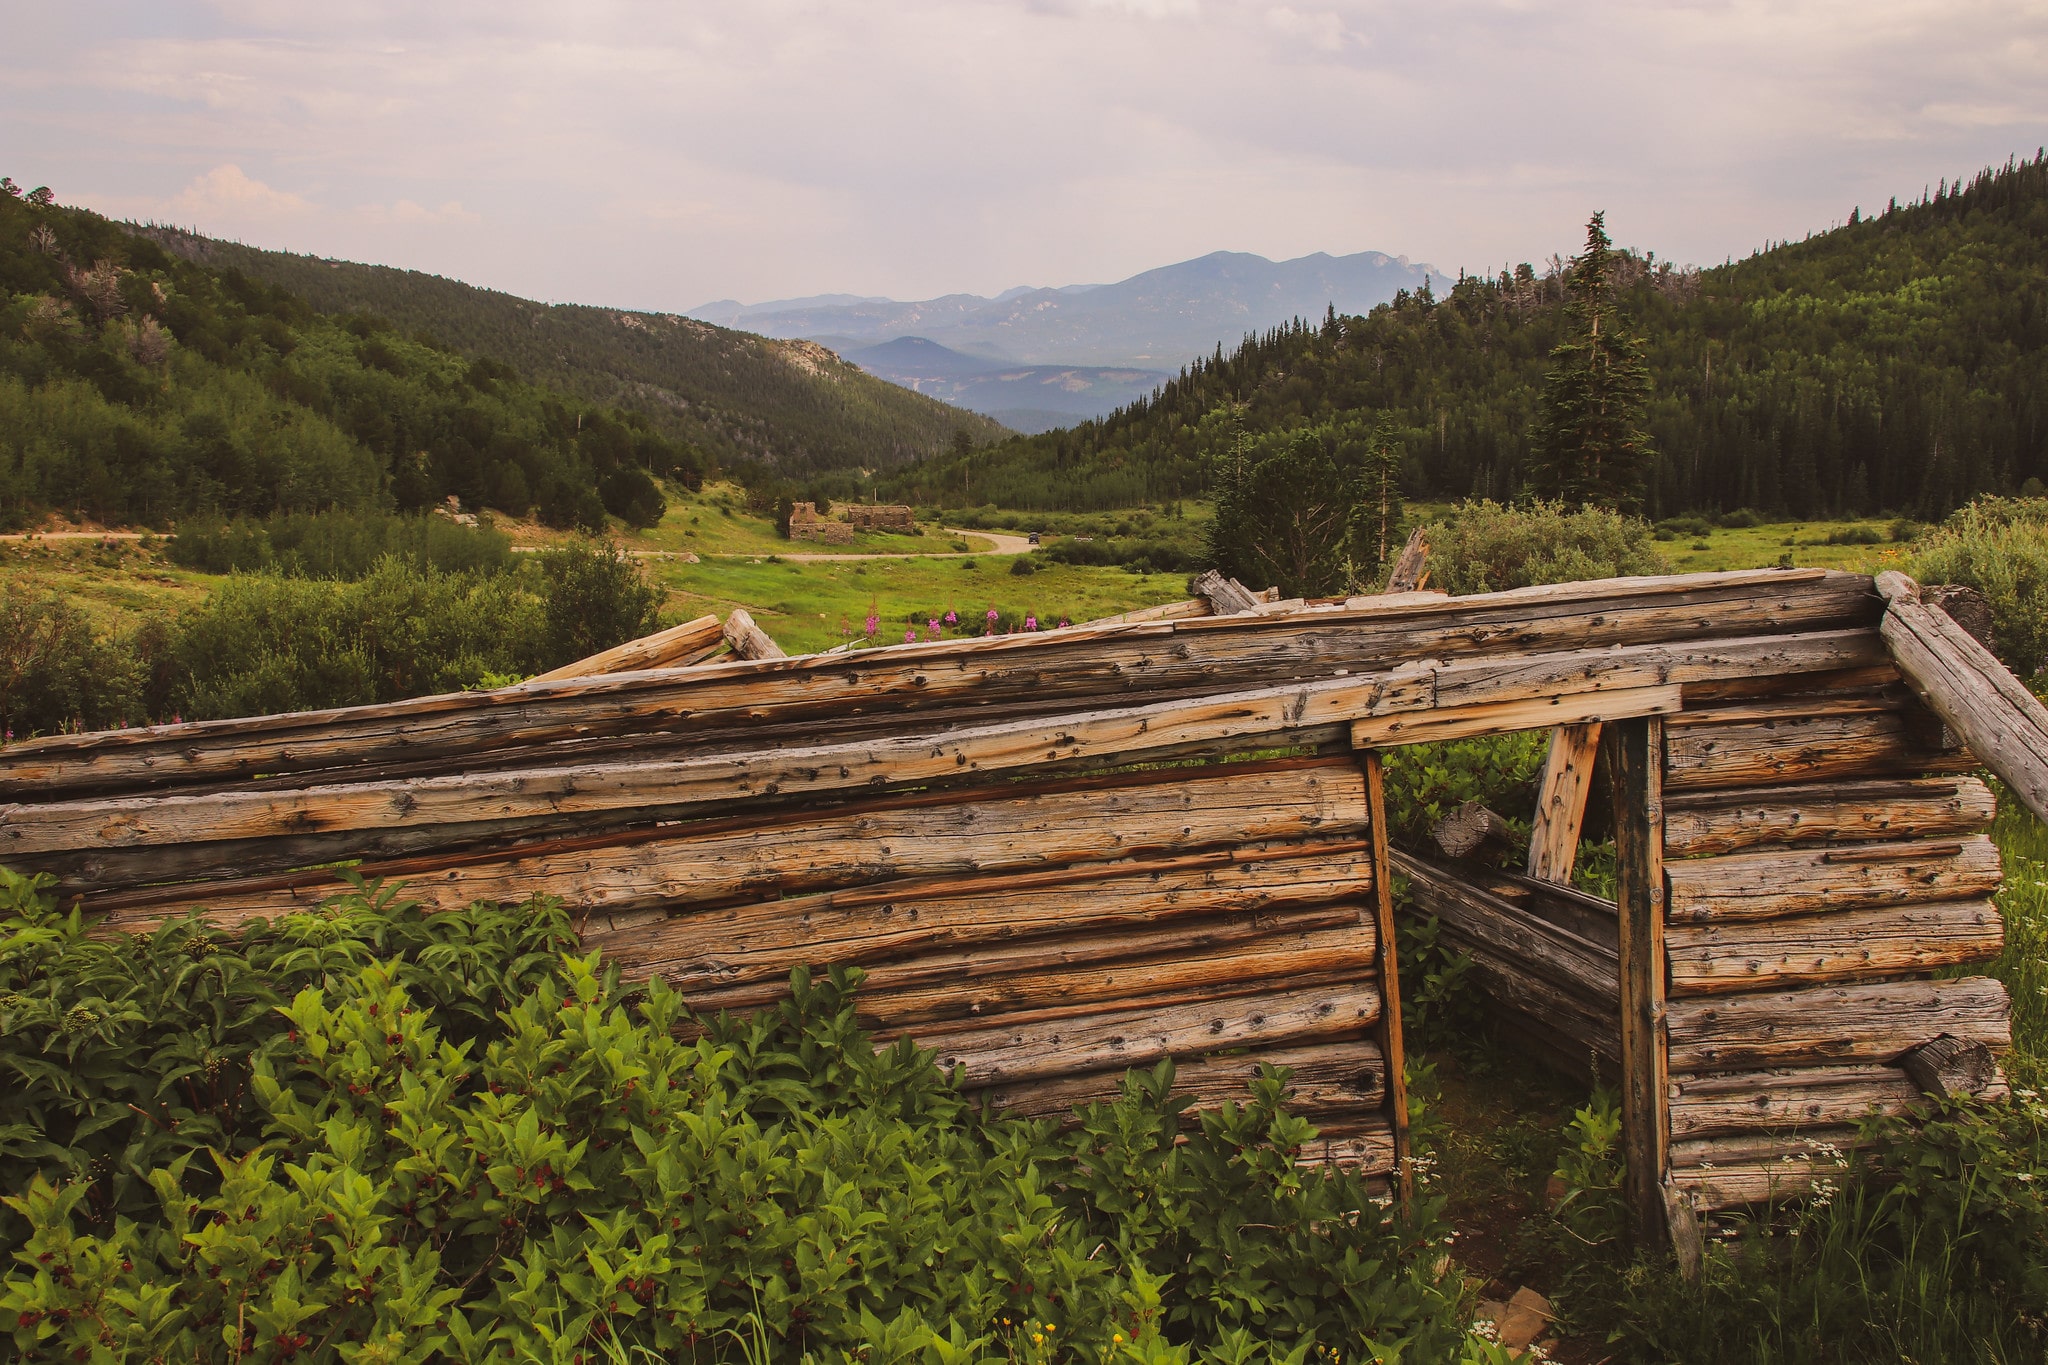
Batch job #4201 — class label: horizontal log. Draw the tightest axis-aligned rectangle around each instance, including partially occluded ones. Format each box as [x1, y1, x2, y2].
[1671, 1130, 1867, 1173]
[1670, 1065, 1935, 1140]
[1880, 570, 2048, 825]
[1666, 976, 2010, 1072]
[529, 614, 725, 683]
[86, 759, 1369, 931]
[1667, 899, 2005, 995]
[1671, 1158, 1840, 1211]
[692, 918, 1379, 1027]
[1679, 663, 1902, 704]
[969, 1041, 1388, 1122]
[1429, 864, 1618, 951]
[1351, 684, 1681, 748]
[917, 983, 1383, 1088]
[1664, 836, 2003, 923]
[1395, 853, 1618, 1002]
[0, 569, 1877, 797]
[585, 842, 1375, 990]
[1662, 777, 1998, 857]
[1296, 1124, 1397, 1175]
[5, 633, 1872, 867]
[1663, 702, 1971, 792]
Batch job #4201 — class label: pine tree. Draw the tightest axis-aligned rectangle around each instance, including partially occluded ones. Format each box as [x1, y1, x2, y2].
[1526, 212, 1656, 509]
[1349, 416, 1404, 572]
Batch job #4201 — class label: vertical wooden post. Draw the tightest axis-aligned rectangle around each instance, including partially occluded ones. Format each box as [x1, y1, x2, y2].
[1360, 751, 1414, 1203]
[1526, 722, 1603, 883]
[1603, 717, 1669, 1248]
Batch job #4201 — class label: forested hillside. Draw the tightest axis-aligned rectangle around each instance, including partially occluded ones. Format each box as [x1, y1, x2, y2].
[143, 229, 1006, 475]
[887, 154, 2048, 518]
[0, 185, 709, 531]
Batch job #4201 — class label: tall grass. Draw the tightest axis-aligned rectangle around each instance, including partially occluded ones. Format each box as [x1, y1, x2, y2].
[1989, 784, 2048, 1090]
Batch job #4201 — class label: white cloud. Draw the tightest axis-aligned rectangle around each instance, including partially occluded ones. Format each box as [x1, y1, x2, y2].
[7, 0, 2045, 308]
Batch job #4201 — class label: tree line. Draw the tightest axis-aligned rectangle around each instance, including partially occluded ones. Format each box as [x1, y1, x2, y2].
[885, 152, 2048, 521]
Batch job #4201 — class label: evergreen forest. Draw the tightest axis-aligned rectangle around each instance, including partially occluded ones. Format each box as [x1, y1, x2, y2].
[885, 154, 2048, 519]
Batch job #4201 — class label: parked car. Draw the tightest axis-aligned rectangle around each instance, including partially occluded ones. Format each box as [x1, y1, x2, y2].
[1027, 532, 1041, 545]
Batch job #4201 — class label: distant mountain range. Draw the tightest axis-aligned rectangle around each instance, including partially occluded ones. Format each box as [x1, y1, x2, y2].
[835, 337, 1170, 434]
[691, 249, 1443, 373]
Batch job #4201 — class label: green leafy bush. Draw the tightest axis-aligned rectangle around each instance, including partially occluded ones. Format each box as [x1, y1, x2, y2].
[169, 511, 517, 580]
[1910, 496, 2048, 676]
[1422, 501, 1667, 595]
[0, 870, 1505, 1363]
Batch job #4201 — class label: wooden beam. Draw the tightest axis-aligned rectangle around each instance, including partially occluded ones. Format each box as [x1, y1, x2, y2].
[722, 608, 787, 661]
[0, 569, 1879, 798]
[1664, 834, 2003, 923]
[1351, 684, 1679, 749]
[1361, 751, 1413, 1203]
[1383, 527, 1430, 593]
[1662, 776, 1997, 857]
[969, 1040, 1388, 1123]
[1663, 704, 1971, 792]
[1878, 570, 2048, 825]
[1605, 716, 1670, 1250]
[1397, 854, 1618, 1002]
[1669, 1064, 1935, 1140]
[1665, 976, 2011, 1072]
[1665, 897, 2005, 995]
[529, 614, 725, 682]
[1527, 723, 1602, 883]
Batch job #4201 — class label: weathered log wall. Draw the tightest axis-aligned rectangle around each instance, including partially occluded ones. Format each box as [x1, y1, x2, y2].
[3, 566, 2017, 1207]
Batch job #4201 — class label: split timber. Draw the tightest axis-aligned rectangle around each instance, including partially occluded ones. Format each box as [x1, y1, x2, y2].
[2, 566, 2038, 1232]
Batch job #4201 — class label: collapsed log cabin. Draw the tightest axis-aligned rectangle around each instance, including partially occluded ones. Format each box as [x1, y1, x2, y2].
[4, 566, 2042, 1247]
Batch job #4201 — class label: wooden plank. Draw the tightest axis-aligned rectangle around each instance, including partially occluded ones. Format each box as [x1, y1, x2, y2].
[1297, 1124, 1397, 1174]
[969, 1041, 1389, 1123]
[1663, 705, 1970, 792]
[1669, 1064, 1991, 1141]
[1527, 723, 1603, 883]
[917, 982, 1383, 1088]
[1664, 835, 2003, 923]
[88, 760, 1370, 930]
[1671, 1158, 1839, 1211]
[1666, 976, 2011, 1072]
[529, 615, 725, 683]
[1396, 853, 1619, 1003]
[1607, 716, 1670, 1247]
[1879, 570, 2048, 824]
[0, 570, 1881, 797]
[1191, 570, 1262, 615]
[1383, 527, 1430, 593]
[1352, 684, 1680, 749]
[1451, 942, 1622, 1063]
[1662, 777, 1998, 857]
[701, 918, 1382, 1027]
[722, 607, 787, 661]
[1442, 864, 1619, 951]
[1668, 898, 2005, 995]
[1670, 1127, 1868, 1167]
[1084, 599, 1210, 626]
[1362, 751, 1413, 1201]
[6, 634, 1871, 867]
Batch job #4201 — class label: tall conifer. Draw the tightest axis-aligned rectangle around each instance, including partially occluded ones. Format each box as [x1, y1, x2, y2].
[1527, 212, 1655, 509]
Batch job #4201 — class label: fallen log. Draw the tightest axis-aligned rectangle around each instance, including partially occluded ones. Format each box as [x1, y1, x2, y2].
[1190, 570, 1262, 616]
[916, 983, 1383, 1088]
[721, 607, 787, 661]
[1666, 976, 2010, 1072]
[1878, 570, 2048, 825]
[1395, 853, 1619, 1003]
[1662, 776, 1998, 857]
[1431, 802, 1517, 861]
[0, 569, 1879, 798]
[1663, 835, 2004, 922]
[1666, 899, 2005, 995]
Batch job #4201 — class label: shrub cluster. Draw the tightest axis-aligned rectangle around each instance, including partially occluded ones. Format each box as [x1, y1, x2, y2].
[1910, 495, 2048, 677]
[1421, 501, 1667, 596]
[168, 511, 518, 580]
[0, 871, 1501, 1363]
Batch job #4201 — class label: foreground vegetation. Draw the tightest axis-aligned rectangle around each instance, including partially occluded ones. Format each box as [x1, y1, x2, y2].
[0, 873, 1497, 1364]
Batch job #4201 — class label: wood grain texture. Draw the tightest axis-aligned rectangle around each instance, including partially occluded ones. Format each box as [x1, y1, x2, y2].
[917, 983, 1383, 1087]
[1664, 835, 2004, 923]
[1663, 702, 1970, 792]
[1608, 716, 1671, 1247]
[1667, 1064, 1970, 1140]
[968, 1041, 1388, 1123]
[530, 615, 727, 682]
[0, 570, 1878, 798]
[1527, 722, 1602, 883]
[1396, 852, 1619, 1004]
[1662, 777, 1998, 857]
[1361, 751, 1413, 1200]
[89, 760, 1370, 930]
[1666, 899, 2005, 995]
[1351, 684, 1681, 749]
[1879, 570, 2048, 824]
[1672, 1158, 1845, 1211]
[1669, 1128, 1867, 1169]
[1666, 976, 2011, 1072]
[721, 608, 787, 661]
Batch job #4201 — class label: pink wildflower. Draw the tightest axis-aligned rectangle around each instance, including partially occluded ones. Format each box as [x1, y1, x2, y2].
[1025, 614, 1038, 631]
[986, 606, 999, 623]
[943, 609, 958, 626]
[904, 628, 918, 643]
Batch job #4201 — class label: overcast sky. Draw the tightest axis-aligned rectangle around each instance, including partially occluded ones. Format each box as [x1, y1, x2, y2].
[5, 1, 2044, 311]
